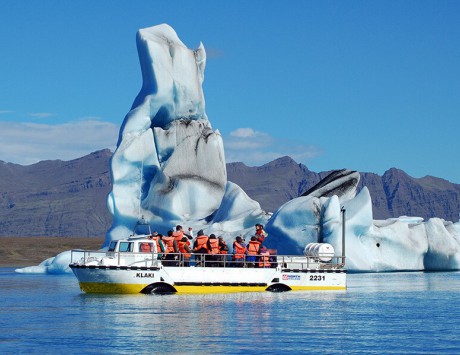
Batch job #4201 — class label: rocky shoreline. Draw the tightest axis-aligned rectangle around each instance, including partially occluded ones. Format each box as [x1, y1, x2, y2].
[0, 237, 104, 267]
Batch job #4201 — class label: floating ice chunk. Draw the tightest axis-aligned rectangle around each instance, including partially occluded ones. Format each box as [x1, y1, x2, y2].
[15, 251, 72, 274]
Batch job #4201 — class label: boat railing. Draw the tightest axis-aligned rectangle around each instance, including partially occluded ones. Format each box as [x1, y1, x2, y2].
[70, 250, 345, 270]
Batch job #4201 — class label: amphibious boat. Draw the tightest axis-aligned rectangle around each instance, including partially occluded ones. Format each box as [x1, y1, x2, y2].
[70, 221, 347, 294]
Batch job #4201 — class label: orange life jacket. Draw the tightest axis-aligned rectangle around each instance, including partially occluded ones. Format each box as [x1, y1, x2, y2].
[233, 242, 247, 259]
[162, 236, 176, 253]
[247, 240, 261, 255]
[172, 231, 184, 242]
[177, 241, 191, 258]
[194, 235, 209, 253]
[150, 236, 164, 253]
[259, 250, 270, 268]
[209, 239, 219, 254]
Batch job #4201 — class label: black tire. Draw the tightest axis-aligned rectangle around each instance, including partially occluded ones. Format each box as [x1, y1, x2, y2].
[266, 283, 291, 293]
[141, 283, 177, 295]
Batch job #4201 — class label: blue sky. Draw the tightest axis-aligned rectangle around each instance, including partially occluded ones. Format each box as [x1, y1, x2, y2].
[1, 1, 459, 183]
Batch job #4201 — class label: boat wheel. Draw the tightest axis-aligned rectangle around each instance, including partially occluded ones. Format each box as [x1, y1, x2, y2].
[266, 283, 291, 292]
[141, 283, 177, 295]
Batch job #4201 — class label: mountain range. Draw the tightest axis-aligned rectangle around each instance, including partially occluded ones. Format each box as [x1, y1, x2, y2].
[1, 149, 459, 237]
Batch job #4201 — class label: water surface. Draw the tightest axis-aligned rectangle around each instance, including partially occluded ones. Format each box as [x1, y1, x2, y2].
[1, 269, 459, 354]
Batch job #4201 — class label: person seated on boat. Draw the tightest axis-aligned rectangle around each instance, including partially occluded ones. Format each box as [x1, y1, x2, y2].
[193, 230, 209, 266]
[207, 234, 220, 267]
[162, 230, 179, 266]
[232, 236, 247, 267]
[247, 236, 261, 268]
[255, 224, 267, 243]
[268, 249, 278, 268]
[177, 236, 192, 267]
[218, 236, 229, 267]
[258, 246, 271, 268]
[139, 242, 152, 253]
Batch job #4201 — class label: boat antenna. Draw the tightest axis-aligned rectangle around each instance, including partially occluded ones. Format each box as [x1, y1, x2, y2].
[341, 206, 346, 267]
[138, 159, 144, 221]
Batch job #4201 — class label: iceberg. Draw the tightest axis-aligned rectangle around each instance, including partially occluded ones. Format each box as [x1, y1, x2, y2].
[105, 23, 266, 245]
[16, 24, 460, 274]
[265, 171, 460, 272]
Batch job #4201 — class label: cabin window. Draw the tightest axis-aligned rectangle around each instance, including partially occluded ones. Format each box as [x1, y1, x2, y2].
[139, 242, 153, 253]
[119, 242, 133, 252]
[108, 241, 117, 252]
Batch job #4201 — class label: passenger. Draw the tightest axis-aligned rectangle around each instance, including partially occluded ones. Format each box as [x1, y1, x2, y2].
[218, 236, 229, 267]
[193, 230, 209, 266]
[172, 225, 184, 241]
[258, 246, 271, 268]
[162, 230, 179, 266]
[207, 234, 220, 267]
[140, 242, 151, 253]
[232, 236, 247, 267]
[149, 233, 165, 259]
[218, 236, 229, 254]
[247, 236, 261, 268]
[173, 225, 194, 241]
[255, 224, 267, 243]
[177, 236, 192, 267]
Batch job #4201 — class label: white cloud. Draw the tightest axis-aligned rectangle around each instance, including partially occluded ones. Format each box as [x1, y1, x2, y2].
[0, 120, 119, 165]
[224, 128, 322, 166]
[0, 122, 321, 168]
[27, 112, 57, 119]
[0, 110, 14, 115]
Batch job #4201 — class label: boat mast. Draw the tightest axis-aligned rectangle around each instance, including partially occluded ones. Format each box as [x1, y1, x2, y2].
[341, 206, 346, 267]
[138, 159, 144, 221]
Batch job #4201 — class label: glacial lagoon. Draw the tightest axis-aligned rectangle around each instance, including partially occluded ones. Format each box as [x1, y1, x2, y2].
[1, 269, 459, 354]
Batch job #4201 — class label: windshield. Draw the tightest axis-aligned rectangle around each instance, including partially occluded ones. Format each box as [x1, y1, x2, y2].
[119, 242, 134, 252]
[108, 241, 117, 252]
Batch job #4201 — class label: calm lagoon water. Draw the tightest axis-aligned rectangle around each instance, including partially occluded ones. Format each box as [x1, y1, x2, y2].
[1, 268, 459, 354]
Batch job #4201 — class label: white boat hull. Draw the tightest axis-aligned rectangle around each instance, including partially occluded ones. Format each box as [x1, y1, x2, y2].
[70, 264, 346, 294]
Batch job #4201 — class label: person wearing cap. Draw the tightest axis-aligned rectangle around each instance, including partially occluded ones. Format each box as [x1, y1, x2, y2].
[232, 236, 247, 267]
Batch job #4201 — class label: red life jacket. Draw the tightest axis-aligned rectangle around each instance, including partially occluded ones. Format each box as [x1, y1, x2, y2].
[172, 231, 184, 242]
[194, 235, 209, 253]
[247, 240, 261, 255]
[162, 236, 176, 253]
[256, 229, 266, 243]
[233, 242, 247, 259]
[259, 250, 270, 268]
[177, 241, 191, 258]
[209, 239, 219, 255]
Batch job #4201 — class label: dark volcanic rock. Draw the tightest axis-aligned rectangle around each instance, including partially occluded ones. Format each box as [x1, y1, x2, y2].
[0, 150, 113, 237]
[227, 160, 460, 222]
[301, 169, 360, 199]
[226, 156, 322, 213]
[1, 151, 459, 237]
